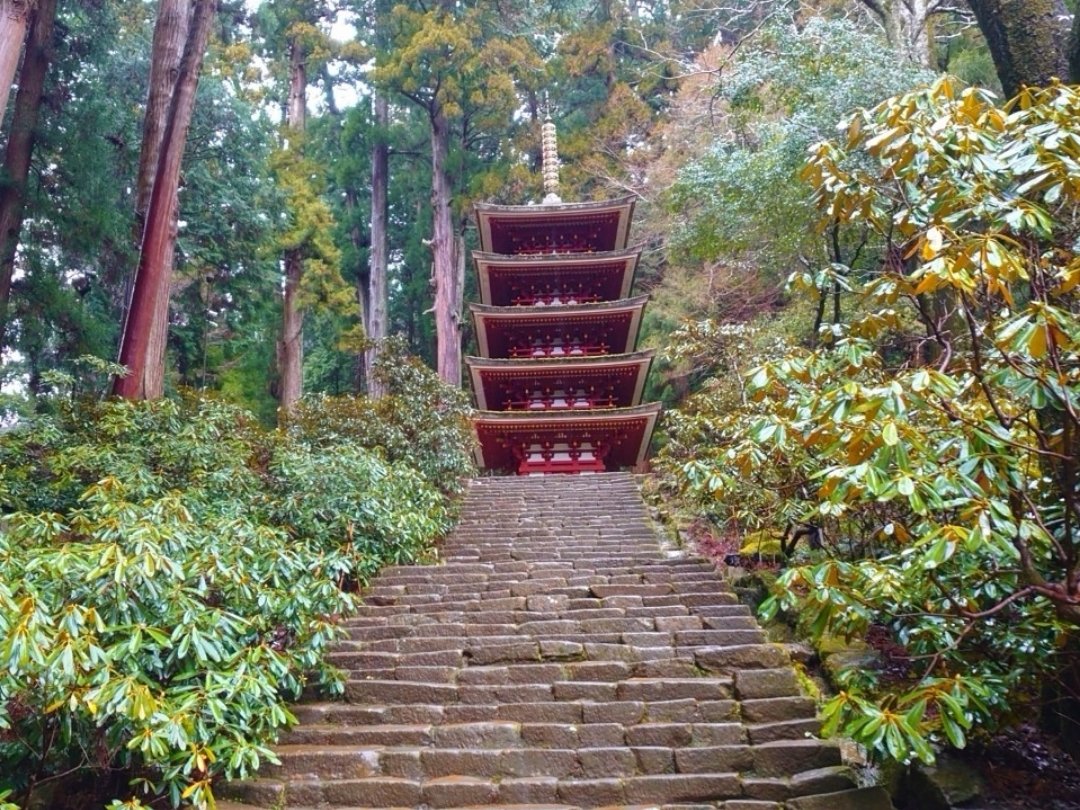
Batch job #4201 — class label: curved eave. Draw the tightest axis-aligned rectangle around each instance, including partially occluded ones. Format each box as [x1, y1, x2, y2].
[465, 350, 656, 410]
[470, 295, 649, 358]
[471, 402, 661, 470]
[474, 402, 660, 421]
[465, 349, 656, 369]
[474, 196, 637, 215]
[470, 294, 649, 317]
[472, 247, 643, 305]
[474, 196, 637, 254]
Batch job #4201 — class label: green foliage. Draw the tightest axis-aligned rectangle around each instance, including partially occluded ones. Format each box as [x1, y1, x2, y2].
[269, 137, 352, 318]
[169, 73, 286, 411]
[642, 14, 934, 404]
[943, 32, 1001, 94]
[312, 92, 438, 365]
[372, 0, 543, 237]
[0, 388, 457, 807]
[286, 338, 477, 495]
[666, 16, 933, 274]
[662, 79, 1080, 765]
[374, 4, 536, 125]
[545, 0, 718, 199]
[253, 0, 339, 78]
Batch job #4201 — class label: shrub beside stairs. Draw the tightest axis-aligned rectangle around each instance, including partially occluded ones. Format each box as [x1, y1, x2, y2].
[221, 472, 894, 809]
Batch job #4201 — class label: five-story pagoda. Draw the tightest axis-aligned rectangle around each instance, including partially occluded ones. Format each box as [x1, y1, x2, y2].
[467, 115, 660, 474]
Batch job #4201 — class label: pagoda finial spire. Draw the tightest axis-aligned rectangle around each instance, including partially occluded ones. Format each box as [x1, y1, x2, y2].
[541, 97, 562, 205]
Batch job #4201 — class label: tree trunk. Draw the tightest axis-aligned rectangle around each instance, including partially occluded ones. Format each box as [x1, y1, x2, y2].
[860, 0, 936, 67]
[430, 106, 461, 387]
[114, 0, 216, 398]
[812, 284, 828, 344]
[0, 0, 30, 126]
[455, 227, 466, 345]
[966, 0, 1074, 97]
[905, 0, 936, 67]
[127, 0, 192, 399]
[0, 0, 54, 349]
[345, 188, 368, 392]
[277, 250, 303, 409]
[276, 38, 307, 415]
[366, 91, 389, 398]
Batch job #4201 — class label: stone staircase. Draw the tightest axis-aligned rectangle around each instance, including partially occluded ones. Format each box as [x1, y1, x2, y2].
[222, 473, 892, 810]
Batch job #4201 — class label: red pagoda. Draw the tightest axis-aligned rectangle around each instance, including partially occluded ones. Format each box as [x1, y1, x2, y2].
[467, 116, 660, 475]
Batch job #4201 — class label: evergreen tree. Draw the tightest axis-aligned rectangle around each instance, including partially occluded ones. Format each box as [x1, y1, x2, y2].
[113, 0, 218, 399]
[255, 0, 351, 415]
[374, 0, 539, 386]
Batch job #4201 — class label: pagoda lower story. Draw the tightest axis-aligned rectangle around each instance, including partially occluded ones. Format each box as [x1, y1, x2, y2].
[468, 196, 660, 475]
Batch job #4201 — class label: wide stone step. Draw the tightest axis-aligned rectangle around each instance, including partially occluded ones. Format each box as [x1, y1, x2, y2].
[262, 741, 839, 782]
[359, 575, 726, 601]
[350, 594, 739, 620]
[224, 771, 747, 807]
[339, 624, 768, 646]
[342, 636, 653, 658]
[292, 697, 743, 728]
[340, 678, 747, 707]
[282, 723, 438, 747]
[295, 696, 813, 731]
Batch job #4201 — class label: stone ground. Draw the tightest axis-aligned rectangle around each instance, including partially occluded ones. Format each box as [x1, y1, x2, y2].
[221, 472, 894, 809]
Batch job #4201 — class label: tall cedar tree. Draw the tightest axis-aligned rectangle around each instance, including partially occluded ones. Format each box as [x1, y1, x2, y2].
[363, 0, 392, 398]
[277, 31, 307, 412]
[0, 0, 31, 123]
[0, 0, 55, 348]
[367, 90, 389, 397]
[375, 2, 535, 386]
[129, 0, 192, 399]
[114, 0, 217, 398]
[262, 4, 349, 416]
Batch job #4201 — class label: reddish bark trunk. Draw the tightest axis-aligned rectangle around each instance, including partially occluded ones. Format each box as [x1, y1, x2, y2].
[128, 0, 192, 399]
[114, 0, 216, 398]
[366, 91, 389, 398]
[0, 0, 30, 125]
[276, 39, 307, 415]
[431, 107, 461, 387]
[0, 0, 54, 349]
[136, 0, 192, 221]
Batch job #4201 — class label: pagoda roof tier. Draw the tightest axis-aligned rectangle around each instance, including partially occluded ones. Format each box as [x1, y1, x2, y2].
[475, 196, 636, 255]
[472, 403, 661, 473]
[470, 295, 648, 359]
[465, 350, 655, 411]
[473, 248, 641, 307]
